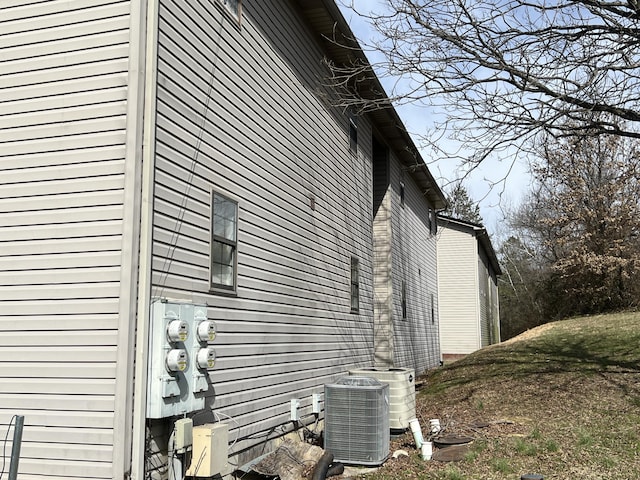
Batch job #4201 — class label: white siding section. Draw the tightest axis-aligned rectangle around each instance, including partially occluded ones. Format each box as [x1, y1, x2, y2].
[372, 189, 394, 367]
[387, 158, 441, 373]
[0, 0, 131, 478]
[152, 0, 374, 462]
[437, 225, 481, 355]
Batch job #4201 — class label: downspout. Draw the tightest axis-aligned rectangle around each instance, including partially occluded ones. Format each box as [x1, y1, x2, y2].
[113, 0, 150, 478]
[130, 0, 161, 478]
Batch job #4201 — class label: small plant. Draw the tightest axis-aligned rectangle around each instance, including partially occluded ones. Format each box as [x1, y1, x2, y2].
[546, 439, 560, 452]
[577, 428, 594, 448]
[515, 438, 538, 456]
[439, 466, 466, 480]
[491, 458, 513, 474]
[529, 427, 542, 440]
[600, 456, 616, 468]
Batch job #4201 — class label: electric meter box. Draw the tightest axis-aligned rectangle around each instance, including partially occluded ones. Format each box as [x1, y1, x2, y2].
[146, 300, 215, 419]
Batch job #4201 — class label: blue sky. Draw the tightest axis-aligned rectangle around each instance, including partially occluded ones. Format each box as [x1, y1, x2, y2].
[336, 1, 531, 232]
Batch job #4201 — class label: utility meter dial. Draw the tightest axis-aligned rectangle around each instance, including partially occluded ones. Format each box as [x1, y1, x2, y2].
[196, 347, 216, 370]
[166, 320, 188, 343]
[196, 320, 217, 343]
[166, 349, 188, 372]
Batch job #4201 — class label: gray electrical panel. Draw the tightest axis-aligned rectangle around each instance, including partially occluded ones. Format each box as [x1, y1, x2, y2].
[146, 300, 217, 419]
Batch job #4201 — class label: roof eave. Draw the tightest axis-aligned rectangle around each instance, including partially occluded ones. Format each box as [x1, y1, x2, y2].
[296, 0, 447, 210]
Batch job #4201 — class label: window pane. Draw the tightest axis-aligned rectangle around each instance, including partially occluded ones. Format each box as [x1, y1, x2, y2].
[349, 117, 358, 153]
[351, 284, 359, 311]
[350, 257, 359, 313]
[401, 281, 407, 319]
[224, 0, 240, 15]
[213, 194, 237, 242]
[211, 241, 235, 287]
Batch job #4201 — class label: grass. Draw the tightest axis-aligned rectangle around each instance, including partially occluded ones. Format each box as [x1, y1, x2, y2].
[355, 311, 640, 480]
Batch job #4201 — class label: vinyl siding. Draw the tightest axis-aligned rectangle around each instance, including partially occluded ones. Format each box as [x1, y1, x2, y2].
[437, 225, 481, 355]
[478, 248, 500, 346]
[489, 267, 500, 342]
[478, 248, 491, 347]
[0, 0, 131, 478]
[372, 147, 393, 367]
[151, 0, 374, 463]
[387, 157, 441, 373]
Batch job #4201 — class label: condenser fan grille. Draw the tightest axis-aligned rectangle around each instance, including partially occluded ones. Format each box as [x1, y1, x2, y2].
[324, 376, 389, 465]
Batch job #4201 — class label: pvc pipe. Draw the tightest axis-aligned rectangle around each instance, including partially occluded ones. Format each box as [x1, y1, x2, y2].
[409, 418, 424, 448]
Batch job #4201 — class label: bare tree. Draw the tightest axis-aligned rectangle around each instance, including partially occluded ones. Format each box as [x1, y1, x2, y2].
[498, 235, 547, 339]
[333, 0, 640, 167]
[507, 126, 640, 316]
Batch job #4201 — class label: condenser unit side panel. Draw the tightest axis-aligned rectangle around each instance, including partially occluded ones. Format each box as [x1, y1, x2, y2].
[348, 368, 415, 430]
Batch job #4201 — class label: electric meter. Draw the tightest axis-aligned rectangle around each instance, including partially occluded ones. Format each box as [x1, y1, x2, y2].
[196, 347, 216, 370]
[166, 320, 188, 343]
[166, 349, 188, 372]
[196, 320, 217, 343]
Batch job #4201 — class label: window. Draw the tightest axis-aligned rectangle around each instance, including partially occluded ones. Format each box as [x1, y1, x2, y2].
[216, 0, 241, 21]
[349, 114, 358, 154]
[401, 280, 407, 320]
[210, 191, 238, 293]
[350, 257, 360, 313]
[400, 181, 406, 207]
[430, 293, 435, 324]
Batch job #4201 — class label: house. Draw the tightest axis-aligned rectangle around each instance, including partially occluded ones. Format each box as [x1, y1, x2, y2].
[436, 215, 502, 361]
[0, 0, 445, 478]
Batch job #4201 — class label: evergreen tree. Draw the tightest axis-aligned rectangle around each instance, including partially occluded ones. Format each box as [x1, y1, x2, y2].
[443, 183, 483, 224]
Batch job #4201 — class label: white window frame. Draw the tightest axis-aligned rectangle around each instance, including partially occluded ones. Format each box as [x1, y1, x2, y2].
[210, 191, 238, 294]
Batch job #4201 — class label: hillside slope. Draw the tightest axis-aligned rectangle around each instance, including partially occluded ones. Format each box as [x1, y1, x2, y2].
[367, 312, 640, 479]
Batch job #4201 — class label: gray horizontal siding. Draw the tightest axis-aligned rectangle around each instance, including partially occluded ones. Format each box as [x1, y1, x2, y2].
[152, 0, 375, 462]
[0, 0, 131, 478]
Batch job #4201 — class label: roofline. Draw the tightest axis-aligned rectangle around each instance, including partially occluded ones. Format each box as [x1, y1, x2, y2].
[296, 0, 447, 210]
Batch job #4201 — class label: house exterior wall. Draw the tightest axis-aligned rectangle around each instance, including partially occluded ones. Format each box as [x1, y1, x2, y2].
[386, 158, 441, 373]
[150, 0, 375, 464]
[437, 225, 481, 356]
[0, 1, 141, 478]
[478, 248, 491, 347]
[479, 248, 501, 346]
[372, 149, 393, 368]
[489, 265, 501, 342]
[0, 0, 445, 476]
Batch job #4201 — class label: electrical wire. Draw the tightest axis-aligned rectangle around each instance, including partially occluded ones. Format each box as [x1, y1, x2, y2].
[156, 0, 226, 296]
[0, 416, 17, 480]
[185, 446, 207, 479]
[212, 410, 240, 450]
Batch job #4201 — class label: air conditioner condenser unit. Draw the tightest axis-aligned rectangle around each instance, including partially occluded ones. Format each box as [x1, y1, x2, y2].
[349, 367, 416, 430]
[324, 376, 389, 466]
